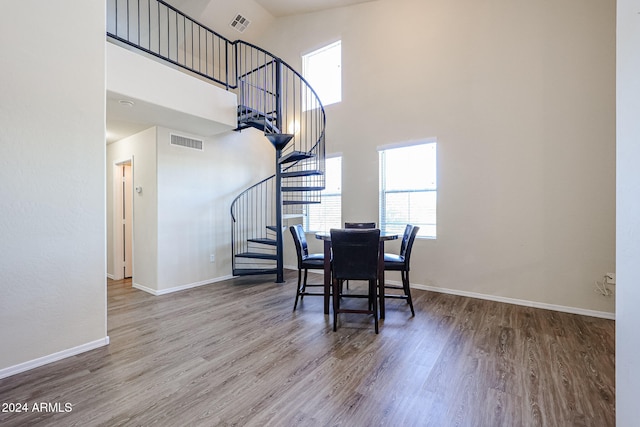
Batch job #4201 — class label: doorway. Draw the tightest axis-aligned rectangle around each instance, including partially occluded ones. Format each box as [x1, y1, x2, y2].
[114, 160, 133, 280]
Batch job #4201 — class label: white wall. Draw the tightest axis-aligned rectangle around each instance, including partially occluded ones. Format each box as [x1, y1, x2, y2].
[107, 127, 159, 287]
[616, 0, 640, 422]
[107, 42, 235, 124]
[107, 126, 275, 294]
[260, 0, 616, 314]
[0, 0, 107, 373]
[156, 127, 274, 292]
[106, 42, 237, 142]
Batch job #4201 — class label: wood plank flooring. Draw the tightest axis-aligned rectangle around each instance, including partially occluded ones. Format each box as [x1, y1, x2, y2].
[0, 271, 615, 426]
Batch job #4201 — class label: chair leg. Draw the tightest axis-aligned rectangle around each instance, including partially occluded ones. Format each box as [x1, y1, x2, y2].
[371, 279, 378, 334]
[403, 270, 415, 317]
[340, 280, 349, 296]
[293, 268, 302, 310]
[301, 269, 308, 301]
[332, 278, 340, 331]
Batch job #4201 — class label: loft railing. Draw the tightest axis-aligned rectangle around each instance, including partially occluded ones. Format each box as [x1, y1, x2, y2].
[106, 0, 325, 156]
[106, 0, 235, 88]
[106, 0, 325, 161]
[107, 0, 326, 279]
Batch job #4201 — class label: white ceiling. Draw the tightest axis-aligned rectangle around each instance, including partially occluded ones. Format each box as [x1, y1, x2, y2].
[106, 92, 232, 144]
[254, 0, 375, 17]
[166, 0, 375, 18]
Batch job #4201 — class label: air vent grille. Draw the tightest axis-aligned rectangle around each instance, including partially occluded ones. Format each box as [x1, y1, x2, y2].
[230, 14, 251, 33]
[170, 134, 203, 151]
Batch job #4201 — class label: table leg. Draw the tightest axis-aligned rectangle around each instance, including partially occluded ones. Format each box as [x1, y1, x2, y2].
[323, 239, 331, 315]
[378, 240, 386, 319]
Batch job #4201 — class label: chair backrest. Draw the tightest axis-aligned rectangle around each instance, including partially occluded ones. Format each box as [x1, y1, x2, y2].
[330, 228, 380, 281]
[400, 224, 420, 269]
[344, 222, 376, 229]
[289, 224, 309, 268]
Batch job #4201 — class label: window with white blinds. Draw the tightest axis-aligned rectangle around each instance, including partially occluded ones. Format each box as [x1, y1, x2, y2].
[305, 156, 342, 232]
[379, 141, 437, 238]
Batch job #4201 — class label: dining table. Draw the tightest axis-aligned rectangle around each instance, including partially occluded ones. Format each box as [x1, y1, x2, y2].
[314, 230, 398, 319]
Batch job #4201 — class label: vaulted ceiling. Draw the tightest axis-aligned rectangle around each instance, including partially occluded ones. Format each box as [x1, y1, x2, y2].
[252, 0, 375, 17]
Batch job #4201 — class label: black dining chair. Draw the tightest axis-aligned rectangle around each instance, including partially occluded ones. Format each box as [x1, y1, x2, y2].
[383, 224, 420, 316]
[344, 222, 376, 229]
[330, 228, 380, 333]
[289, 224, 325, 310]
[342, 222, 376, 290]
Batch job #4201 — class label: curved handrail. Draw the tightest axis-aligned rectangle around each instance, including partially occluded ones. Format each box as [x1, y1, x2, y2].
[236, 52, 324, 155]
[230, 174, 275, 223]
[236, 39, 327, 161]
[234, 41, 327, 124]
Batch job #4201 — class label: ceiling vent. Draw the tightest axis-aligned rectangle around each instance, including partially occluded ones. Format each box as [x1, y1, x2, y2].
[170, 133, 203, 151]
[230, 14, 251, 33]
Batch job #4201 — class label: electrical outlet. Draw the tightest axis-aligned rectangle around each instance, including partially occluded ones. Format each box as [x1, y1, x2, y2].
[210, 254, 215, 263]
[606, 273, 615, 285]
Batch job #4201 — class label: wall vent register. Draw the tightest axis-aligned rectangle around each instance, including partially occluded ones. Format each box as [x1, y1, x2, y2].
[170, 133, 203, 151]
[230, 14, 251, 33]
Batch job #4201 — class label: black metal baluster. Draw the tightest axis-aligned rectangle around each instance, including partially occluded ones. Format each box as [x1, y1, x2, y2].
[206, 30, 209, 77]
[126, 0, 130, 40]
[136, 0, 140, 45]
[146, 0, 150, 50]
[181, 15, 185, 67]
[156, 1, 160, 54]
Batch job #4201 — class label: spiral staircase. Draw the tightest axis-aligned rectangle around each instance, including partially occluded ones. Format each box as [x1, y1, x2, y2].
[107, 0, 326, 283]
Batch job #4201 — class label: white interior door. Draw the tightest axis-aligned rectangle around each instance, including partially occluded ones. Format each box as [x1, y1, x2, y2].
[114, 161, 133, 280]
[122, 163, 133, 278]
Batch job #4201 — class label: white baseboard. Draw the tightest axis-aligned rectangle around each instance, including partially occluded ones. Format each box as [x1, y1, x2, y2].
[133, 275, 235, 296]
[0, 336, 110, 380]
[388, 280, 616, 320]
[106, 273, 115, 280]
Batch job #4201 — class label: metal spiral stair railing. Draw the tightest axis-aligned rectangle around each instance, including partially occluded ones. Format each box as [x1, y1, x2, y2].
[231, 41, 326, 281]
[106, 0, 326, 282]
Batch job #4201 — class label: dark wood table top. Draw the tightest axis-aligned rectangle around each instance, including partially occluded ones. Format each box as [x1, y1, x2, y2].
[314, 231, 398, 241]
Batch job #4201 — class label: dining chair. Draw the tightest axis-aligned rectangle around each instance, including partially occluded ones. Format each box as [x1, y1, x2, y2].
[342, 222, 376, 290]
[344, 222, 376, 229]
[289, 224, 325, 310]
[383, 224, 420, 316]
[330, 228, 381, 333]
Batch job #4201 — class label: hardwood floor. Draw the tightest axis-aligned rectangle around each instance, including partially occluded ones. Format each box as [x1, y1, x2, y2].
[0, 271, 615, 426]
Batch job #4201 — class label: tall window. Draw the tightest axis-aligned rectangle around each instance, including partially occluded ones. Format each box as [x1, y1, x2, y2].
[302, 41, 341, 110]
[305, 156, 342, 232]
[379, 141, 437, 238]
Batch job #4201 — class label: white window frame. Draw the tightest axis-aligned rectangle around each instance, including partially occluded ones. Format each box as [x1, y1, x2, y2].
[302, 41, 342, 110]
[378, 139, 437, 238]
[304, 155, 342, 233]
